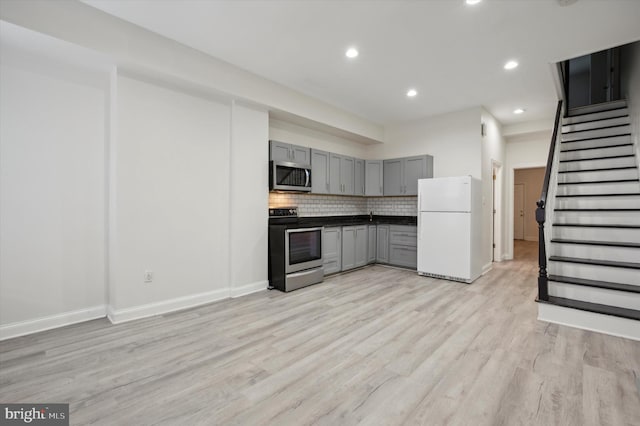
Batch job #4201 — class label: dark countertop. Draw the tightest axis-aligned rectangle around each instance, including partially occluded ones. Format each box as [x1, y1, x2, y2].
[270, 214, 417, 228]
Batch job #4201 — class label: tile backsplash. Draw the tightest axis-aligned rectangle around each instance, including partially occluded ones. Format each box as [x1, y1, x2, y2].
[269, 193, 417, 217]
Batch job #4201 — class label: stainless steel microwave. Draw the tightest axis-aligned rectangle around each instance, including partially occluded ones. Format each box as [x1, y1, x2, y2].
[269, 161, 312, 192]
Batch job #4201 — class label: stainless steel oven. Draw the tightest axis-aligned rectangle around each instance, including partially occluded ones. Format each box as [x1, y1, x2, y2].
[268, 207, 324, 292]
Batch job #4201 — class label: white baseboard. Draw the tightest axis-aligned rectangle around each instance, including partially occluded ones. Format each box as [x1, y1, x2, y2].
[538, 303, 640, 341]
[107, 288, 230, 324]
[230, 280, 268, 298]
[0, 305, 106, 341]
[503, 253, 513, 261]
[482, 262, 493, 275]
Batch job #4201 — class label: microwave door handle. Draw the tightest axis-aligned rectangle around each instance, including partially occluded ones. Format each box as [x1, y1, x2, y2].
[305, 169, 310, 187]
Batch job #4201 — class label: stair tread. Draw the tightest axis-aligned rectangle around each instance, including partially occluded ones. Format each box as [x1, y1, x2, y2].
[559, 154, 635, 163]
[555, 208, 640, 211]
[558, 179, 639, 185]
[548, 275, 640, 293]
[562, 114, 628, 125]
[559, 166, 637, 173]
[560, 133, 632, 143]
[552, 223, 640, 228]
[556, 192, 640, 198]
[565, 105, 627, 118]
[561, 123, 630, 135]
[538, 296, 640, 321]
[560, 143, 633, 153]
[549, 255, 640, 269]
[551, 238, 640, 248]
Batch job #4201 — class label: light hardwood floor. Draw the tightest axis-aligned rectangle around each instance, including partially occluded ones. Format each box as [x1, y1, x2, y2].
[1, 241, 639, 425]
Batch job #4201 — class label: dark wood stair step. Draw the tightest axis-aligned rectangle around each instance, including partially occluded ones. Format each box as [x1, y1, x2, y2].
[562, 113, 628, 125]
[537, 296, 640, 321]
[561, 143, 634, 153]
[556, 192, 640, 198]
[549, 255, 640, 270]
[555, 208, 640, 212]
[558, 179, 639, 185]
[551, 238, 640, 248]
[560, 154, 635, 163]
[559, 166, 637, 174]
[552, 223, 640, 228]
[548, 275, 640, 294]
[560, 133, 632, 143]
[564, 106, 627, 118]
[561, 123, 631, 135]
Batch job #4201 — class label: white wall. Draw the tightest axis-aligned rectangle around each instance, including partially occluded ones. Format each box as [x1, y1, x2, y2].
[109, 75, 232, 321]
[504, 130, 552, 259]
[229, 102, 269, 297]
[0, 48, 107, 337]
[373, 107, 482, 178]
[270, 119, 369, 159]
[0, 0, 383, 143]
[481, 109, 506, 269]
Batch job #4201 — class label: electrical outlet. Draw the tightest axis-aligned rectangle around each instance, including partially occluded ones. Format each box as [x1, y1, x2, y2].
[144, 270, 153, 283]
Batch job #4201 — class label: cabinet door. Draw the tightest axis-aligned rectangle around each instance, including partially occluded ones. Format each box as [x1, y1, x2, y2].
[311, 149, 330, 194]
[403, 155, 428, 196]
[383, 159, 403, 196]
[270, 140, 291, 162]
[367, 225, 377, 263]
[354, 158, 365, 196]
[341, 156, 355, 195]
[323, 227, 342, 274]
[365, 160, 383, 196]
[342, 226, 356, 270]
[355, 225, 368, 267]
[329, 153, 342, 194]
[376, 225, 389, 263]
[389, 245, 417, 269]
[291, 144, 311, 165]
[425, 155, 434, 179]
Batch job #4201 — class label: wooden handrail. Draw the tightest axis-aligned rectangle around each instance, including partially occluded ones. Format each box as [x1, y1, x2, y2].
[535, 100, 563, 302]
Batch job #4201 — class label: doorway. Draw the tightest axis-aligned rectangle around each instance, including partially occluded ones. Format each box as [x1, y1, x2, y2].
[514, 184, 525, 240]
[491, 161, 503, 263]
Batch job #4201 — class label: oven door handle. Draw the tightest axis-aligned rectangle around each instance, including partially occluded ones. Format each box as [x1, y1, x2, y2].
[305, 169, 310, 188]
[286, 227, 323, 234]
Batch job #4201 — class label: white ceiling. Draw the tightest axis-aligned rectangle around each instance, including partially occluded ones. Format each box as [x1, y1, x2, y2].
[83, 0, 640, 127]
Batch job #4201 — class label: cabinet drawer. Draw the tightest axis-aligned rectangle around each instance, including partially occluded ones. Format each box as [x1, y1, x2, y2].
[323, 257, 341, 275]
[389, 244, 417, 269]
[389, 225, 417, 247]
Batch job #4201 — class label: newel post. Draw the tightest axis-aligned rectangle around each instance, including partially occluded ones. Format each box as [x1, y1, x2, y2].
[535, 200, 549, 301]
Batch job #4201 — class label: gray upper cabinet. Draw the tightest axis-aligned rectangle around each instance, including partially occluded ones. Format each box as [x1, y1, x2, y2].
[330, 154, 355, 195]
[367, 225, 377, 264]
[269, 140, 310, 164]
[383, 155, 433, 196]
[311, 149, 330, 194]
[354, 159, 365, 196]
[365, 160, 383, 196]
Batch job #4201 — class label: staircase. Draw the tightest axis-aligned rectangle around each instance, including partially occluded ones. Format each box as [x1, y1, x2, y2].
[537, 99, 640, 340]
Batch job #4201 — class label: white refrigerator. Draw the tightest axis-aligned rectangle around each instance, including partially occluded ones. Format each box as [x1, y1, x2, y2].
[417, 176, 483, 283]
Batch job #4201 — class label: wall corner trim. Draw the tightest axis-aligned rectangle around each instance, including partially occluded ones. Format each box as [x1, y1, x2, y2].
[107, 288, 230, 324]
[0, 305, 107, 341]
[230, 280, 269, 298]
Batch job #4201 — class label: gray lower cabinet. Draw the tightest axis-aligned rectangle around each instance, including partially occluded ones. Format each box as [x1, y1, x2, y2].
[368, 225, 377, 263]
[376, 225, 389, 263]
[342, 225, 367, 271]
[383, 155, 434, 196]
[388, 225, 417, 269]
[365, 160, 383, 196]
[323, 227, 342, 275]
[311, 149, 330, 194]
[269, 140, 311, 164]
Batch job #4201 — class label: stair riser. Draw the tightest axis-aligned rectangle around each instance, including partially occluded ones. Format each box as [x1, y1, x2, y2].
[567, 100, 628, 117]
[562, 116, 630, 133]
[558, 168, 639, 183]
[561, 125, 631, 142]
[561, 134, 632, 151]
[553, 211, 640, 226]
[563, 107, 629, 125]
[550, 243, 640, 263]
[556, 181, 640, 196]
[552, 226, 640, 242]
[548, 261, 639, 285]
[558, 156, 636, 172]
[559, 145, 634, 162]
[549, 282, 640, 310]
[555, 196, 640, 210]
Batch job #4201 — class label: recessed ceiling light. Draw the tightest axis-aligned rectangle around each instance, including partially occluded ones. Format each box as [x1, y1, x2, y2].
[407, 89, 418, 97]
[504, 60, 519, 70]
[466, 0, 482, 5]
[345, 48, 359, 58]
[514, 108, 525, 114]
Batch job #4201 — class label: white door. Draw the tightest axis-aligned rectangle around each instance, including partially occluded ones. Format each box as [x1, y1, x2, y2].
[514, 184, 525, 240]
[418, 211, 471, 280]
